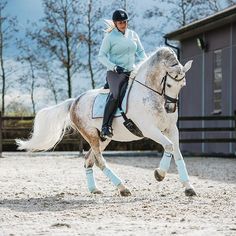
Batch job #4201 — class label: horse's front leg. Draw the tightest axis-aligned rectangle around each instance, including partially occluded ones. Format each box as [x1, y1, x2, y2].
[161, 125, 197, 196]
[173, 147, 197, 196]
[154, 151, 173, 182]
[143, 126, 174, 181]
[144, 125, 175, 153]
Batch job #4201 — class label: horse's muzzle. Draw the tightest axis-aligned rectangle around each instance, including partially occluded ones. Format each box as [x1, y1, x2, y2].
[164, 102, 177, 113]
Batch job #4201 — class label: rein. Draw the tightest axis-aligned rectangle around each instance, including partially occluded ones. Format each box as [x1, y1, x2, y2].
[132, 76, 164, 96]
[128, 72, 185, 103]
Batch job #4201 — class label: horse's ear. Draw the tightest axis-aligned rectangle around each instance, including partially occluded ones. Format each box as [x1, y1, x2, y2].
[183, 60, 193, 73]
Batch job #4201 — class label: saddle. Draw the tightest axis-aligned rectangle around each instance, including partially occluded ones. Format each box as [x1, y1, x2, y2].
[92, 81, 143, 138]
[92, 88, 128, 119]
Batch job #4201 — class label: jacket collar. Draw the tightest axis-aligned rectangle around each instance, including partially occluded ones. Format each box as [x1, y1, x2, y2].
[114, 27, 129, 37]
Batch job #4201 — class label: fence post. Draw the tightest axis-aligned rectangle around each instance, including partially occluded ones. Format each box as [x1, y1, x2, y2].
[78, 134, 83, 155]
[234, 111, 236, 145]
[0, 111, 2, 158]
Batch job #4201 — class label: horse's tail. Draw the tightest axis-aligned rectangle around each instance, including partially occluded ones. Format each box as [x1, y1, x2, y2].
[16, 98, 75, 152]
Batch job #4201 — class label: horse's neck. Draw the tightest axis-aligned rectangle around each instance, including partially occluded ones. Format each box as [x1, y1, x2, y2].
[136, 63, 164, 92]
[129, 62, 169, 123]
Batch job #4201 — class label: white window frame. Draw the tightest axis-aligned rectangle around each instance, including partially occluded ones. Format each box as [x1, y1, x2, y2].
[212, 49, 222, 115]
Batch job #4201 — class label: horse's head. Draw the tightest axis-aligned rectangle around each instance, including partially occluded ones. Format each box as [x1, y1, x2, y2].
[138, 47, 193, 113]
[155, 47, 192, 113]
[162, 59, 192, 113]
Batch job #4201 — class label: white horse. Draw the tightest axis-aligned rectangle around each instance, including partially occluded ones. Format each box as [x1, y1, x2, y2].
[16, 47, 196, 197]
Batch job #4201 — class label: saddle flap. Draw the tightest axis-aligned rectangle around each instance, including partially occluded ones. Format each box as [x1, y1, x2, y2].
[92, 90, 128, 119]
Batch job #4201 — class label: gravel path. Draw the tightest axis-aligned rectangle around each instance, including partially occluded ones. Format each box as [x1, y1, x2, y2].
[0, 153, 235, 236]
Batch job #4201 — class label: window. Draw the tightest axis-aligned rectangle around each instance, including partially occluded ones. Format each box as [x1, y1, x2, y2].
[213, 50, 222, 114]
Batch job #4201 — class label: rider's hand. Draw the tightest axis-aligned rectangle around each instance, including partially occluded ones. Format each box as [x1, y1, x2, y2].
[114, 65, 125, 74]
[103, 82, 109, 89]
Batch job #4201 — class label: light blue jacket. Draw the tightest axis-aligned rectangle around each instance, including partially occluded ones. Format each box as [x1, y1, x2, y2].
[98, 28, 147, 72]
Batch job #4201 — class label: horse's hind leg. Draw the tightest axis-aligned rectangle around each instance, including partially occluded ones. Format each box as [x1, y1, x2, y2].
[78, 127, 130, 196]
[70, 102, 130, 196]
[93, 139, 131, 197]
[83, 138, 111, 194]
[84, 149, 103, 194]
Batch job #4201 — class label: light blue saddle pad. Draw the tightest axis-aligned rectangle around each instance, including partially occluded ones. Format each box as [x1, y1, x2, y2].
[92, 89, 129, 119]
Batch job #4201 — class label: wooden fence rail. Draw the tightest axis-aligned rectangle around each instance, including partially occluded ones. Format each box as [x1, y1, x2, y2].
[0, 112, 84, 157]
[178, 115, 236, 144]
[0, 112, 235, 157]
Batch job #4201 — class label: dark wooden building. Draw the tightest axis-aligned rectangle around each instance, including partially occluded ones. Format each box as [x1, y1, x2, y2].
[165, 5, 236, 155]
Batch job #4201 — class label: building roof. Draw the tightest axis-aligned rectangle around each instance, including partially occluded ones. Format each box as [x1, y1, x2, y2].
[165, 4, 236, 40]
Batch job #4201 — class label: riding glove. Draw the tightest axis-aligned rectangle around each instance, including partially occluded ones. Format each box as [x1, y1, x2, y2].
[114, 65, 125, 74]
[103, 82, 109, 89]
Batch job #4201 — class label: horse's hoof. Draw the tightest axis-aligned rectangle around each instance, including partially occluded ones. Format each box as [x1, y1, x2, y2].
[185, 188, 197, 196]
[154, 169, 165, 182]
[91, 188, 103, 194]
[119, 188, 131, 197]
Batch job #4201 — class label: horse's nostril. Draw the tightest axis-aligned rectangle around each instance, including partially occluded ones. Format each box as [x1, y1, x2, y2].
[165, 103, 176, 113]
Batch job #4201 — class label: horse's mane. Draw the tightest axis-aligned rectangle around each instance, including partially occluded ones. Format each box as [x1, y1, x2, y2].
[135, 46, 178, 75]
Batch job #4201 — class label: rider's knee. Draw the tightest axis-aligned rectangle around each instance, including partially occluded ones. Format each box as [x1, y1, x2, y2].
[110, 94, 119, 102]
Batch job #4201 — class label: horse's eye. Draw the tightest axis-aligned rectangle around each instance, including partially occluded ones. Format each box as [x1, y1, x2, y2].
[171, 63, 178, 67]
[167, 84, 171, 88]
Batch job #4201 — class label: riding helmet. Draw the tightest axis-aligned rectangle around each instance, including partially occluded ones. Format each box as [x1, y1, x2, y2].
[112, 9, 129, 21]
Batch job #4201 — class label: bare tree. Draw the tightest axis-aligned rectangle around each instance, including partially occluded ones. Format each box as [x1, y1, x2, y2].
[207, 0, 236, 12]
[30, 0, 81, 98]
[86, 0, 95, 89]
[26, 58, 36, 115]
[140, 0, 216, 48]
[77, 0, 117, 89]
[0, 1, 18, 115]
[17, 20, 64, 114]
[123, 0, 127, 10]
[160, 0, 210, 27]
[226, 0, 236, 6]
[144, 0, 236, 37]
[38, 60, 59, 104]
[17, 39, 40, 115]
[81, 0, 108, 89]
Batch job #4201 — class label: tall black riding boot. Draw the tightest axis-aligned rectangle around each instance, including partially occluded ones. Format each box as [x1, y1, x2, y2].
[100, 95, 118, 139]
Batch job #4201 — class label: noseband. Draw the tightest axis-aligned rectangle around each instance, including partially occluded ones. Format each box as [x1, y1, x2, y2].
[161, 73, 185, 104]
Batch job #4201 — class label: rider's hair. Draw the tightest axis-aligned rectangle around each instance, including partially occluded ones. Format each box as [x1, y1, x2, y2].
[104, 19, 116, 33]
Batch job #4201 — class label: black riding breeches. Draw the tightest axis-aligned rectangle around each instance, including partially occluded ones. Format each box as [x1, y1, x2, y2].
[106, 70, 129, 102]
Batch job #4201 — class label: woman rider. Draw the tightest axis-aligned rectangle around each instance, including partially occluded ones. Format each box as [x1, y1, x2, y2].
[98, 9, 147, 139]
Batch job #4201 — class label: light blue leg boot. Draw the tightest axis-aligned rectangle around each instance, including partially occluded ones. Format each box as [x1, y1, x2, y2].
[159, 152, 173, 172]
[154, 152, 173, 181]
[103, 166, 122, 187]
[103, 166, 131, 196]
[175, 159, 197, 196]
[85, 168, 97, 193]
[175, 159, 189, 182]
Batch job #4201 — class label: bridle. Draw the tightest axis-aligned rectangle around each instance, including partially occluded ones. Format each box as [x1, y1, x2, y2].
[130, 72, 185, 105]
[161, 72, 185, 104]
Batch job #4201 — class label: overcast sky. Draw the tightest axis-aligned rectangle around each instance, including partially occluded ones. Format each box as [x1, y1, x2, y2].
[6, 0, 43, 26]
[4, 0, 43, 56]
